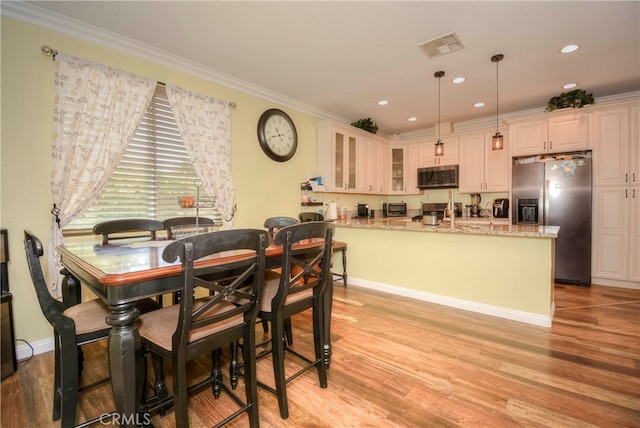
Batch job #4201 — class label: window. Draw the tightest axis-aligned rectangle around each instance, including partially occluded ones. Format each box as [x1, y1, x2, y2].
[65, 85, 202, 230]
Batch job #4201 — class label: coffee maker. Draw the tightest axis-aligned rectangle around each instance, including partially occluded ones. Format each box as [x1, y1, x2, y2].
[493, 198, 509, 218]
[470, 193, 482, 217]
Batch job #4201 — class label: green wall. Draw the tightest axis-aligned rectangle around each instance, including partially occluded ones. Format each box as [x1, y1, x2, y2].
[0, 17, 322, 348]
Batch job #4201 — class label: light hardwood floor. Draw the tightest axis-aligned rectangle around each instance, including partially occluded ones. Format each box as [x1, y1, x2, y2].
[1, 283, 639, 427]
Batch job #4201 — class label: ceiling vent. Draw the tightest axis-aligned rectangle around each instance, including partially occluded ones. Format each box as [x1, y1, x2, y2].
[418, 32, 465, 59]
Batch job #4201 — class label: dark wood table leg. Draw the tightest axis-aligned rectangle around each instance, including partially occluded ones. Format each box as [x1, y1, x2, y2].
[106, 303, 143, 427]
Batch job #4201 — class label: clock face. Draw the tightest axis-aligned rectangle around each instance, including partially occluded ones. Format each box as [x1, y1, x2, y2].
[257, 109, 298, 162]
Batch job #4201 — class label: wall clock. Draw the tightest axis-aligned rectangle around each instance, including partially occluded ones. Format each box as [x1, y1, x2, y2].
[257, 108, 298, 162]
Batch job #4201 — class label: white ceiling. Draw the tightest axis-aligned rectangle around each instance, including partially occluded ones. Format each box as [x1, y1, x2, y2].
[13, 1, 640, 136]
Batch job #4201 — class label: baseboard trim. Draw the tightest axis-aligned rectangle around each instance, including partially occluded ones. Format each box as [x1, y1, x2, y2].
[349, 278, 553, 328]
[592, 277, 640, 290]
[16, 337, 54, 359]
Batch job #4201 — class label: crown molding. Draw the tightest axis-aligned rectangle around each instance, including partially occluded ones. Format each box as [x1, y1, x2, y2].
[1, 1, 345, 122]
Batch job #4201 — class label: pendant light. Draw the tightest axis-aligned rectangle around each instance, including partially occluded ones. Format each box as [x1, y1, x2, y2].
[491, 54, 504, 150]
[434, 70, 445, 157]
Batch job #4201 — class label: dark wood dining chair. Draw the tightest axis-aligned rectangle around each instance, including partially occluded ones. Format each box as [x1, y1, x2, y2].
[162, 216, 216, 240]
[256, 222, 334, 419]
[263, 216, 299, 238]
[93, 218, 164, 245]
[24, 230, 161, 428]
[24, 230, 111, 427]
[138, 229, 268, 428]
[298, 212, 324, 223]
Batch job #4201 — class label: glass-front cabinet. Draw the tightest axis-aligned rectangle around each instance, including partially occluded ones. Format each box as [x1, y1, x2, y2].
[317, 122, 363, 193]
[389, 143, 420, 194]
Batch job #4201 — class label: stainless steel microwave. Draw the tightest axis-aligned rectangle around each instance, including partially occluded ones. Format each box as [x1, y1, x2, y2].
[417, 165, 459, 189]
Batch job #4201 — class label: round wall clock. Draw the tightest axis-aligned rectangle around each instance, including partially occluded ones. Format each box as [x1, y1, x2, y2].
[257, 108, 298, 162]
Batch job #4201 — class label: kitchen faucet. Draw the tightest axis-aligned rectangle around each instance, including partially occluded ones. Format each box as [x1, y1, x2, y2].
[448, 189, 455, 229]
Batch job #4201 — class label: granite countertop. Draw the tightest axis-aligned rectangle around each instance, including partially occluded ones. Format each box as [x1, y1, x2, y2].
[335, 217, 560, 238]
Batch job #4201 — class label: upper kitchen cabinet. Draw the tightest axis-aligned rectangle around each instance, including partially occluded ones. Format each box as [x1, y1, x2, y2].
[367, 138, 389, 194]
[389, 143, 420, 194]
[317, 122, 358, 192]
[417, 137, 459, 167]
[510, 111, 589, 156]
[458, 131, 510, 193]
[316, 121, 388, 194]
[592, 105, 639, 187]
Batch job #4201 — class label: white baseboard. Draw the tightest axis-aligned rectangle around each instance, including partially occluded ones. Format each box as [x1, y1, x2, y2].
[592, 277, 640, 290]
[348, 278, 553, 328]
[16, 337, 54, 360]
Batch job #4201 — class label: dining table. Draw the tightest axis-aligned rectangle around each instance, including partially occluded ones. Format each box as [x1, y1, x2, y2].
[57, 234, 334, 427]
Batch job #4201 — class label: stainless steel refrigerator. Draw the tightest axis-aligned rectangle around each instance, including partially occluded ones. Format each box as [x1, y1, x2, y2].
[512, 157, 592, 285]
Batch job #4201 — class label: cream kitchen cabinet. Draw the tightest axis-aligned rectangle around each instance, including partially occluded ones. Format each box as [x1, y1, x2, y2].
[592, 186, 640, 284]
[389, 143, 420, 194]
[592, 105, 639, 187]
[510, 112, 589, 156]
[364, 138, 389, 194]
[591, 103, 640, 286]
[458, 131, 510, 193]
[316, 122, 364, 193]
[417, 137, 458, 167]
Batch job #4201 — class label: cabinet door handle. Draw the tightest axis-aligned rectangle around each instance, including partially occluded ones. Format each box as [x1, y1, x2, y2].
[544, 141, 547, 150]
[633, 173, 636, 183]
[549, 141, 553, 150]
[625, 189, 628, 198]
[626, 173, 628, 183]
[633, 188, 636, 198]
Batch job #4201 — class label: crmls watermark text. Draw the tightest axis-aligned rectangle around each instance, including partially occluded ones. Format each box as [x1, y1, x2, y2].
[100, 413, 151, 425]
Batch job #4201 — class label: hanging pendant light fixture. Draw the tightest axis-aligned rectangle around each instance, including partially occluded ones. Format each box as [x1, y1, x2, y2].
[434, 70, 445, 157]
[491, 54, 504, 150]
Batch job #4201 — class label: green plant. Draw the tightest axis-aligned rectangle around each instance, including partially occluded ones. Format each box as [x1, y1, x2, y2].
[546, 89, 594, 112]
[351, 117, 378, 134]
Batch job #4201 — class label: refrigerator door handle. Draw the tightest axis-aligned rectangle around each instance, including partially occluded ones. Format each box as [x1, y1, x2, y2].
[543, 179, 550, 225]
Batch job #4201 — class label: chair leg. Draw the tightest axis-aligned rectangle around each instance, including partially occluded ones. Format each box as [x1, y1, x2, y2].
[341, 247, 348, 286]
[243, 324, 259, 427]
[59, 334, 80, 428]
[229, 342, 239, 390]
[284, 318, 293, 346]
[271, 314, 289, 419]
[173, 353, 190, 428]
[211, 348, 222, 399]
[150, 354, 168, 414]
[313, 303, 328, 388]
[261, 319, 269, 333]
[52, 334, 62, 421]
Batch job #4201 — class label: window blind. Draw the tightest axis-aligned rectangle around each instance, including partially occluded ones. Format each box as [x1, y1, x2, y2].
[66, 85, 202, 230]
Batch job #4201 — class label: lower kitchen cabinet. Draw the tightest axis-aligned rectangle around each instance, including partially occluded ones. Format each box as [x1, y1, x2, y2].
[592, 186, 640, 285]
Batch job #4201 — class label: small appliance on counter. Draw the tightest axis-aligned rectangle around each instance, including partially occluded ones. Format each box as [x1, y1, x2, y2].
[355, 203, 374, 218]
[470, 193, 482, 217]
[493, 198, 509, 218]
[325, 202, 337, 221]
[382, 202, 407, 217]
[412, 202, 462, 221]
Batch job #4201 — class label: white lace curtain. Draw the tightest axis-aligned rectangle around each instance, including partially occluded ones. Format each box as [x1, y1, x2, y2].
[165, 85, 235, 228]
[48, 54, 156, 295]
[47, 55, 234, 296]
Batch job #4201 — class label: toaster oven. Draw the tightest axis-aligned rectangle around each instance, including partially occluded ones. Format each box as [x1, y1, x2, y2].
[382, 202, 407, 217]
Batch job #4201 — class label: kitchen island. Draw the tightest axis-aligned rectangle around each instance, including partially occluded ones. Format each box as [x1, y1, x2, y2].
[333, 217, 559, 326]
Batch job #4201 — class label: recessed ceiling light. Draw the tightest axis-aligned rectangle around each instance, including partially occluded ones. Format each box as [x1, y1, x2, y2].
[408, 117, 417, 122]
[474, 102, 485, 108]
[452, 77, 465, 84]
[563, 83, 577, 89]
[561, 44, 579, 54]
[378, 100, 389, 106]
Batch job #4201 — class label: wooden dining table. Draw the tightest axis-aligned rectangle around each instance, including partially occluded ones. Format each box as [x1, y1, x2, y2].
[57, 235, 334, 427]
